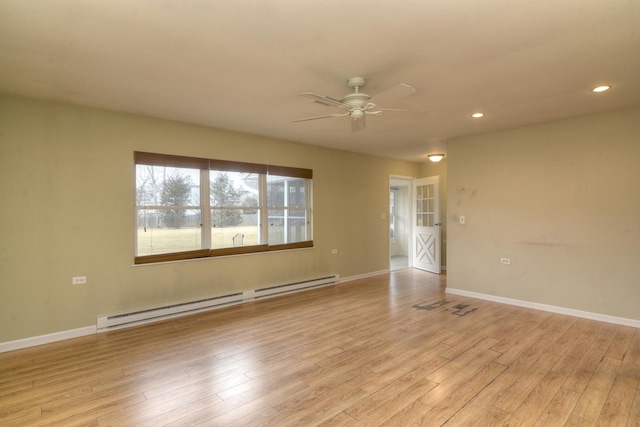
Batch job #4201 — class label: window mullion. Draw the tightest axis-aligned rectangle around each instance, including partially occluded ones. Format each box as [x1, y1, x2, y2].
[283, 179, 289, 244]
[259, 174, 268, 245]
[201, 169, 211, 249]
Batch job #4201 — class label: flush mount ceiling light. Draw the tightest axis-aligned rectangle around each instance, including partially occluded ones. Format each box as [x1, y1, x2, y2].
[428, 154, 445, 162]
[592, 85, 611, 93]
[471, 112, 484, 118]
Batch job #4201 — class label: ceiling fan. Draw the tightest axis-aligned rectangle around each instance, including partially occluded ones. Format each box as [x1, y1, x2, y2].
[294, 77, 417, 132]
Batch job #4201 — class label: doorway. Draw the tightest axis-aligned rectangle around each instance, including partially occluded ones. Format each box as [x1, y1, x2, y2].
[389, 177, 412, 271]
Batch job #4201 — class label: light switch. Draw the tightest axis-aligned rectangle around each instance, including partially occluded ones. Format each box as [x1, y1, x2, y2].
[459, 216, 465, 225]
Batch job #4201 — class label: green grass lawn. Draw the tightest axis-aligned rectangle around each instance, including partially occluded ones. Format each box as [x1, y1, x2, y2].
[137, 226, 262, 256]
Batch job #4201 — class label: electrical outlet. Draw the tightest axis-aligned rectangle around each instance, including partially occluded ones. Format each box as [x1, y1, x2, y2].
[500, 258, 511, 265]
[72, 276, 87, 285]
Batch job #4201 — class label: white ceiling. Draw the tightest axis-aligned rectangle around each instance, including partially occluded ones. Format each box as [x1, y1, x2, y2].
[1, 0, 639, 162]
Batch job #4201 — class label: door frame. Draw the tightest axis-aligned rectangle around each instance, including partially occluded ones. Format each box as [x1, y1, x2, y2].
[389, 175, 414, 270]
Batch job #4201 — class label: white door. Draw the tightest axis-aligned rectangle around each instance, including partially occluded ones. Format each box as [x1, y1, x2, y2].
[412, 176, 441, 273]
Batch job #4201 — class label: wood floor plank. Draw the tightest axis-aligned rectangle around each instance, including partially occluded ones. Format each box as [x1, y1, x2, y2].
[604, 325, 635, 361]
[471, 406, 511, 426]
[0, 405, 41, 427]
[567, 356, 621, 423]
[416, 360, 506, 426]
[629, 389, 640, 427]
[546, 317, 598, 358]
[351, 376, 438, 425]
[364, 343, 452, 394]
[533, 386, 583, 426]
[492, 351, 561, 416]
[424, 338, 500, 385]
[551, 336, 597, 378]
[506, 367, 569, 425]
[379, 400, 433, 426]
[595, 374, 637, 426]
[562, 324, 619, 394]
[270, 383, 368, 426]
[0, 269, 638, 426]
[420, 345, 502, 408]
[136, 394, 225, 427]
[439, 373, 511, 426]
[192, 379, 310, 426]
[315, 411, 359, 427]
[343, 361, 441, 421]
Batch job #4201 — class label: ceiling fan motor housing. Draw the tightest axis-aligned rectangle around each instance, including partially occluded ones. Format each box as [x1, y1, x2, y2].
[343, 77, 371, 108]
[347, 77, 366, 88]
[341, 92, 371, 108]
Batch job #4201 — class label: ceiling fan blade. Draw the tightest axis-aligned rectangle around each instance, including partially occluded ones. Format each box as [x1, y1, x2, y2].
[300, 93, 349, 110]
[375, 108, 415, 112]
[351, 114, 366, 132]
[293, 112, 349, 122]
[368, 83, 416, 108]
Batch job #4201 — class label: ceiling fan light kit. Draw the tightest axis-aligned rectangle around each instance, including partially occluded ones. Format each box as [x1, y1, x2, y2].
[294, 77, 416, 132]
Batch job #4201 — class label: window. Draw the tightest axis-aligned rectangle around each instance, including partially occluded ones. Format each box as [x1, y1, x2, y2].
[267, 175, 309, 246]
[135, 152, 312, 264]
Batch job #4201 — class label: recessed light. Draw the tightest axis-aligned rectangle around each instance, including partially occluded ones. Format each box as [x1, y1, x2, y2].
[592, 85, 611, 93]
[471, 112, 484, 118]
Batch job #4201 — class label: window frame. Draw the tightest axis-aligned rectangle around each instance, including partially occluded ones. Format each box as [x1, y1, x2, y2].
[134, 152, 313, 264]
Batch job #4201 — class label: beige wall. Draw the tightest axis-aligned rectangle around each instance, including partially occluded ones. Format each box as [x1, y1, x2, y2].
[0, 94, 421, 342]
[447, 107, 640, 321]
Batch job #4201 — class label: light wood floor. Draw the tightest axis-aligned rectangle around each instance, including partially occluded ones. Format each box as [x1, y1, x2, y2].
[1, 269, 639, 426]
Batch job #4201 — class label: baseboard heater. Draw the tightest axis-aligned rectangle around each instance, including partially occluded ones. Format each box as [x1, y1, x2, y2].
[251, 274, 339, 300]
[97, 274, 339, 332]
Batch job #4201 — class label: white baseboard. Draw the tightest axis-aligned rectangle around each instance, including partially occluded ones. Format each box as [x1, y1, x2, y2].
[340, 269, 390, 283]
[446, 288, 640, 328]
[0, 325, 97, 353]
